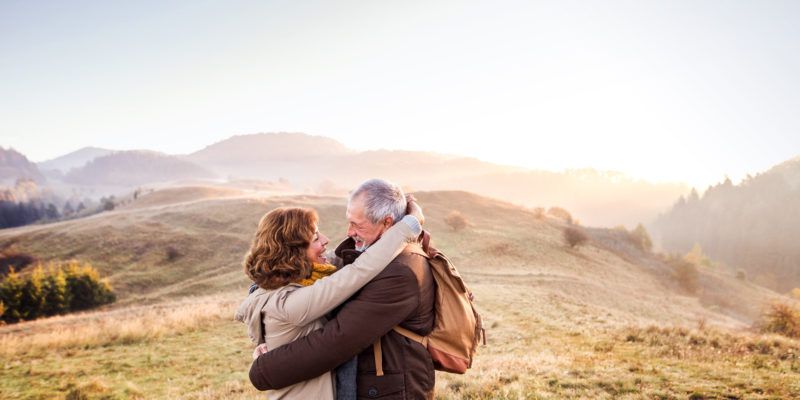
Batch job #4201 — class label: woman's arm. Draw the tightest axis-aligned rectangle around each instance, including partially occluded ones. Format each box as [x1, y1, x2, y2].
[273, 214, 421, 326]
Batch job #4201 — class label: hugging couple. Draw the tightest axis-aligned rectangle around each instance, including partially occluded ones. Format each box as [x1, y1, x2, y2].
[236, 178, 436, 399]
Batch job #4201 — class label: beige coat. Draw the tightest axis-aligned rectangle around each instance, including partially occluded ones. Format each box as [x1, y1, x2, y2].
[235, 218, 417, 400]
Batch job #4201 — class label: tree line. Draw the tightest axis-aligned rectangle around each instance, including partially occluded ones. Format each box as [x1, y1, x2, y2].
[654, 171, 800, 292]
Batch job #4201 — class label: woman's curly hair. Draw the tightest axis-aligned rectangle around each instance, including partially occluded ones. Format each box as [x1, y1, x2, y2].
[244, 207, 317, 289]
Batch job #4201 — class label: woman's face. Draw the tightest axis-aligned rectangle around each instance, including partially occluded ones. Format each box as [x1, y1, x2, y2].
[306, 223, 330, 264]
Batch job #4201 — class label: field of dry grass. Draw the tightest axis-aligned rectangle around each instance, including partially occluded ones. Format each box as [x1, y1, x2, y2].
[2, 283, 797, 399]
[1, 186, 798, 399]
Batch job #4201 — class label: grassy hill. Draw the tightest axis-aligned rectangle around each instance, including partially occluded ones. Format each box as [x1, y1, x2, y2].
[1, 186, 798, 399]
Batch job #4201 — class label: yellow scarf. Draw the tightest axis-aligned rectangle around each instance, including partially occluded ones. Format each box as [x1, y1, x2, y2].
[296, 262, 338, 286]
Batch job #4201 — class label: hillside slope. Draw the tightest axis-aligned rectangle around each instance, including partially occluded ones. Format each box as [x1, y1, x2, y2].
[0, 187, 781, 327]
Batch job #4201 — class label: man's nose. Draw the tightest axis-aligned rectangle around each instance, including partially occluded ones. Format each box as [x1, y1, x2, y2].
[347, 226, 356, 238]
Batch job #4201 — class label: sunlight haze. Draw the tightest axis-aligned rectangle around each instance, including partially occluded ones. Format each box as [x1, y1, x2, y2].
[2, 0, 799, 189]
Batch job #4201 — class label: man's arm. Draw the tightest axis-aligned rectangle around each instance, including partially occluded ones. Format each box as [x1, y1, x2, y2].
[249, 263, 420, 390]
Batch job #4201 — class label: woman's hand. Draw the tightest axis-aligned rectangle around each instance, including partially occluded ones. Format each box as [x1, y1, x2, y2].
[252, 343, 269, 360]
[405, 194, 425, 225]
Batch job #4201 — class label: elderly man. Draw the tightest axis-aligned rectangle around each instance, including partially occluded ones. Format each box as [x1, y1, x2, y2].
[249, 178, 436, 399]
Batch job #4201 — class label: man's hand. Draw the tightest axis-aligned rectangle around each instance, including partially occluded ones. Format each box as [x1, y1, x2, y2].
[405, 194, 425, 225]
[253, 343, 269, 360]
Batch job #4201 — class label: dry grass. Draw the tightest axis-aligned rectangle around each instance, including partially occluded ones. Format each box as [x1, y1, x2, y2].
[1, 188, 797, 399]
[0, 294, 236, 357]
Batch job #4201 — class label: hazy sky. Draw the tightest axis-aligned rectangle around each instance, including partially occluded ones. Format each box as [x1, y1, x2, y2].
[2, 0, 799, 188]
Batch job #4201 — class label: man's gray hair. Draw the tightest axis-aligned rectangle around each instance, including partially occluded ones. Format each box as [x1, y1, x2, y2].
[349, 178, 407, 225]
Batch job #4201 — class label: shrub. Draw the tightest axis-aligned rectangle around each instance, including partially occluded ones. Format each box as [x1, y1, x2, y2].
[684, 243, 714, 268]
[165, 246, 182, 262]
[0, 262, 115, 323]
[761, 303, 800, 338]
[64, 262, 115, 311]
[444, 210, 469, 231]
[630, 223, 653, 252]
[666, 255, 699, 293]
[532, 207, 545, 219]
[42, 267, 69, 316]
[736, 269, 747, 281]
[564, 226, 588, 248]
[18, 266, 46, 320]
[0, 268, 24, 322]
[547, 207, 573, 224]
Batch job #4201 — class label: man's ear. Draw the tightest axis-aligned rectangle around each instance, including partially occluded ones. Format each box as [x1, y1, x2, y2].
[383, 216, 394, 228]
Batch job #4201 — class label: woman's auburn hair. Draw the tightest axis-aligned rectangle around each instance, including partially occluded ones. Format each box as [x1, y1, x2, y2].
[244, 207, 318, 290]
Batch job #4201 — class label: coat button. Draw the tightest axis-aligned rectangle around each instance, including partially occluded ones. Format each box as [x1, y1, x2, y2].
[368, 387, 379, 397]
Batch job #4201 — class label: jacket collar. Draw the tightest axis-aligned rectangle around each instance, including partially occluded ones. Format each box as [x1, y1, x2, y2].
[335, 237, 363, 266]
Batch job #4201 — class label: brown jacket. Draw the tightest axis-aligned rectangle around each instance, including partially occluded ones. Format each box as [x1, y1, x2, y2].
[250, 237, 436, 399]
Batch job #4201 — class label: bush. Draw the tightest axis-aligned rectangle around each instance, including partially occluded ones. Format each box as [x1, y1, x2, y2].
[761, 303, 800, 338]
[630, 223, 653, 252]
[736, 269, 747, 281]
[666, 255, 699, 293]
[165, 246, 183, 262]
[547, 207, 573, 224]
[444, 210, 469, 231]
[0, 268, 24, 322]
[64, 262, 115, 311]
[564, 226, 588, 248]
[684, 243, 714, 268]
[0, 262, 115, 323]
[532, 207, 545, 219]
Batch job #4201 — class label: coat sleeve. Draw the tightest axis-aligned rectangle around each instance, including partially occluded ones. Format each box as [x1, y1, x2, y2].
[273, 218, 416, 326]
[249, 263, 421, 390]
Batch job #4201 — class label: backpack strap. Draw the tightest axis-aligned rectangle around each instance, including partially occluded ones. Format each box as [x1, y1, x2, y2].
[373, 340, 384, 376]
[372, 327, 429, 376]
[393, 326, 429, 347]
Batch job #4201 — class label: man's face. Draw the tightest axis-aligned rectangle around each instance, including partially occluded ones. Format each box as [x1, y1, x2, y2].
[346, 194, 391, 251]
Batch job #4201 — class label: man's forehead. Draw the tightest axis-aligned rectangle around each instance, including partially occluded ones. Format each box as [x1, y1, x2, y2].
[346, 195, 365, 215]
[346, 202, 365, 221]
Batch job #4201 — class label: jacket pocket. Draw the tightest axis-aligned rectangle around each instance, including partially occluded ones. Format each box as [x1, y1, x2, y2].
[357, 372, 405, 399]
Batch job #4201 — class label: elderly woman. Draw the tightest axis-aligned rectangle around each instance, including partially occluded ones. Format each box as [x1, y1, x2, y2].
[235, 200, 423, 400]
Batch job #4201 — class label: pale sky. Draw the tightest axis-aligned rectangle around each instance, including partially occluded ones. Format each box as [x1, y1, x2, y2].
[2, 0, 799, 189]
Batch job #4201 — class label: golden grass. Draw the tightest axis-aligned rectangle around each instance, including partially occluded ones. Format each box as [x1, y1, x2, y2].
[0, 294, 236, 357]
[1, 188, 798, 398]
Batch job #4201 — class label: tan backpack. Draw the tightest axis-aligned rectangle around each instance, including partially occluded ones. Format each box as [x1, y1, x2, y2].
[374, 232, 485, 375]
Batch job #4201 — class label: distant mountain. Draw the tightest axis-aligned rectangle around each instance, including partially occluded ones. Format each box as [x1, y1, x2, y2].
[188, 132, 352, 165]
[654, 156, 800, 292]
[64, 150, 216, 186]
[185, 132, 685, 227]
[0, 147, 45, 184]
[38, 147, 115, 173]
[16, 132, 688, 227]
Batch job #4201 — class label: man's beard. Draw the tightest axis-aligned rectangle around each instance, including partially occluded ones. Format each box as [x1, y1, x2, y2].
[355, 240, 369, 252]
[353, 235, 371, 252]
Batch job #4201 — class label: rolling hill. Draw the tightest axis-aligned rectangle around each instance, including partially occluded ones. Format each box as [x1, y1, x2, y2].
[0, 186, 780, 324]
[0, 147, 45, 185]
[0, 186, 796, 399]
[183, 132, 687, 227]
[63, 150, 216, 187]
[37, 147, 115, 173]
